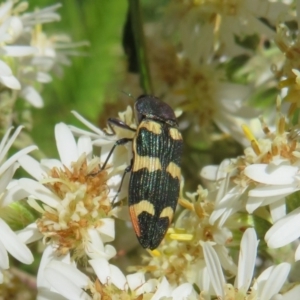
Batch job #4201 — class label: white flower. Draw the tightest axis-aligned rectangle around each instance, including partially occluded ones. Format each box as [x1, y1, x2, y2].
[200, 159, 247, 227]
[0, 1, 87, 108]
[17, 123, 118, 260]
[0, 126, 37, 283]
[21, 3, 62, 27]
[202, 105, 300, 226]
[0, 1, 36, 90]
[70, 107, 136, 203]
[164, 0, 288, 57]
[149, 39, 259, 146]
[41, 258, 197, 300]
[208, 228, 295, 299]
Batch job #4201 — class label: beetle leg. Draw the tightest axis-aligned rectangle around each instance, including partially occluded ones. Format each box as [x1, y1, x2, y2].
[100, 137, 133, 171]
[112, 161, 132, 206]
[105, 118, 136, 136]
[90, 137, 133, 177]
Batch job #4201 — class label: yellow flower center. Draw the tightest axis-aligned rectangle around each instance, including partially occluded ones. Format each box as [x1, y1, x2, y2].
[36, 154, 112, 258]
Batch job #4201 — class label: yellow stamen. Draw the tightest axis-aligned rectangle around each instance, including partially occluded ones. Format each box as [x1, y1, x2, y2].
[214, 14, 221, 34]
[242, 124, 256, 142]
[170, 233, 193, 241]
[178, 198, 194, 211]
[167, 227, 176, 234]
[278, 116, 286, 135]
[251, 140, 261, 156]
[149, 249, 161, 257]
[242, 124, 260, 155]
[278, 78, 295, 89]
[276, 95, 281, 110]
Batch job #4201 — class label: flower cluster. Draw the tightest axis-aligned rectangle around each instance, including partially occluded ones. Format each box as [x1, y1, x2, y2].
[3, 0, 300, 299]
[0, 0, 88, 131]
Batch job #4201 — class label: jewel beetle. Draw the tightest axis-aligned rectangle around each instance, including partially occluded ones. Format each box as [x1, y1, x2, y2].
[101, 95, 183, 250]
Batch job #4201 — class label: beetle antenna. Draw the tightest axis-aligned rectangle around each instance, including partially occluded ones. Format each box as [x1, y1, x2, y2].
[119, 90, 135, 100]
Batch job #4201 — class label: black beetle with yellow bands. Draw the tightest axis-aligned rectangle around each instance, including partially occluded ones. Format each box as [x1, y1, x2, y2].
[102, 95, 183, 250]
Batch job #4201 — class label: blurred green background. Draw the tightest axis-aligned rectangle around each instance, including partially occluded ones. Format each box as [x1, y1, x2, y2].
[27, 1, 128, 156]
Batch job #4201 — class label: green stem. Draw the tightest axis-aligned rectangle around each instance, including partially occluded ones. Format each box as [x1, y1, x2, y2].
[128, 0, 153, 94]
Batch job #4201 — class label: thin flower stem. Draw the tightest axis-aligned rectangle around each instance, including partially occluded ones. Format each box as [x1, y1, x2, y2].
[128, 0, 153, 94]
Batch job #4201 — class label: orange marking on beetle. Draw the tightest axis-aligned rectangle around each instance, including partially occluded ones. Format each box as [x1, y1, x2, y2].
[166, 161, 181, 179]
[129, 206, 141, 237]
[169, 128, 182, 140]
[129, 201, 155, 237]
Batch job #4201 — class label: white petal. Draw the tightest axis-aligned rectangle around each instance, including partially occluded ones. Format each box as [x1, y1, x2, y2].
[37, 288, 66, 300]
[0, 60, 12, 75]
[0, 74, 20, 89]
[2, 46, 36, 56]
[0, 163, 15, 195]
[141, 279, 157, 293]
[151, 277, 172, 300]
[171, 283, 195, 299]
[37, 245, 57, 289]
[215, 245, 237, 274]
[249, 194, 289, 211]
[89, 258, 109, 285]
[0, 240, 9, 269]
[55, 123, 78, 168]
[16, 223, 43, 244]
[8, 16, 23, 40]
[210, 185, 243, 225]
[266, 207, 300, 248]
[0, 2, 13, 20]
[257, 263, 290, 300]
[2, 181, 29, 206]
[110, 264, 127, 290]
[202, 241, 225, 298]
[198, 265, 211, 293]
[45, 261, 90, 300]
[269, 198, 286, 222]
[0, 218, 33, 264]
[245, 164, 298, 185]
[77, 135, 92, 159]
[69, 125, 105, 140]
[0, 126, 23, 166]
[0, 145, 37, 176]
[235, 228, 258, 292]
[246, 195, 284, 213]
[71, 111, 106, 136]
[217, 159, 232, 180]
[126, 272, 145, 294]
[18, 178, 60, 208]
[295, 243, 300, 261]
[86, 228, 116, 260]
[36, 72, 52, 83]
[248, 184, 299, 197]
[18, 154, 46, 180]
[89, 258, 126, 290]
[40, 158, 63, 170]
[200, 165, 219, 181]
[96, 218, 115, 242]
[37, 245, 72, 289]
[20, 86, 44, 108]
